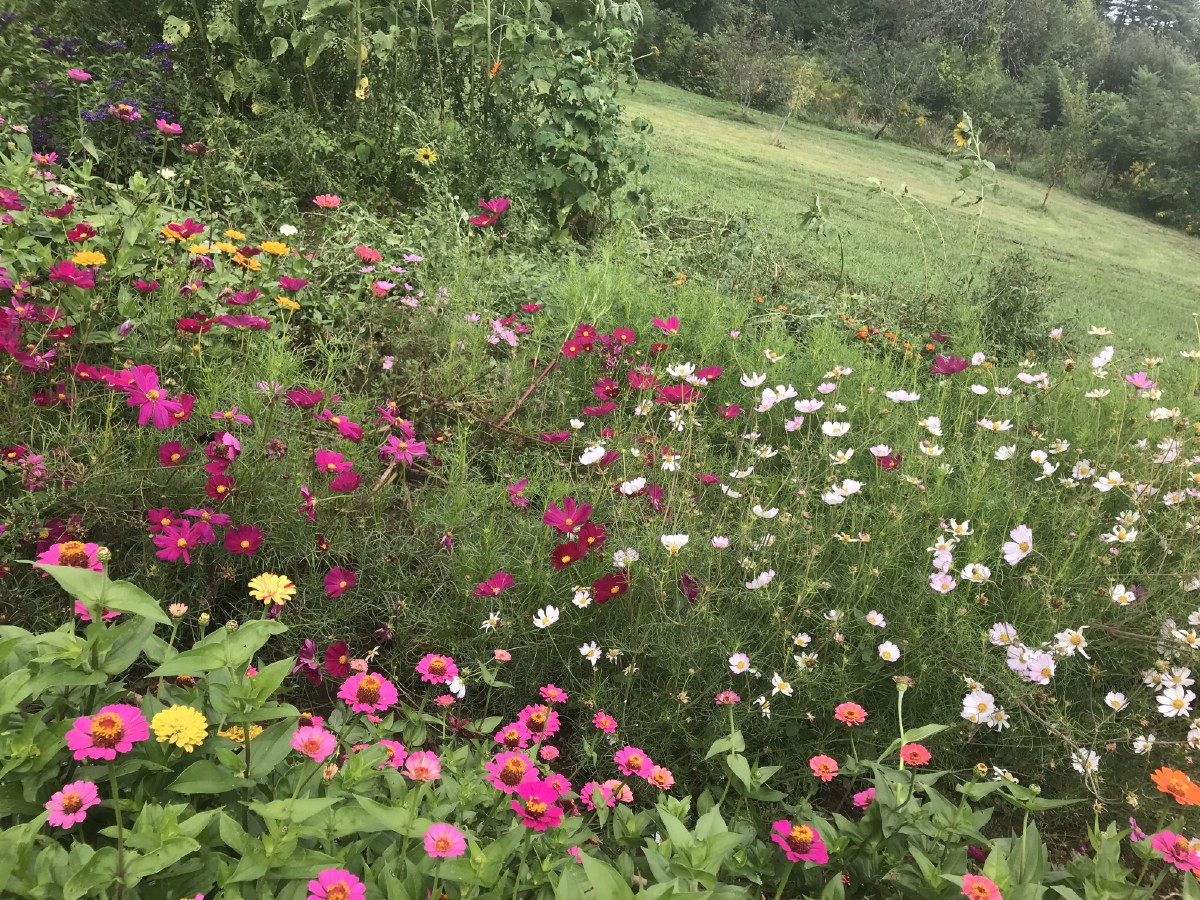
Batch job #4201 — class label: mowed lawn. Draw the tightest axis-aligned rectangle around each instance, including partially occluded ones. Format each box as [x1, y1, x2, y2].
[624, 81, 1200, 349]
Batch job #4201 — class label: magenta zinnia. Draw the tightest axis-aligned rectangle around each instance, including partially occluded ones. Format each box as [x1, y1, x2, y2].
[416, 653, 458, 684]
[770, 819, 828, 864]
[486, 751, 538, 794]
[306, 868, 365, 900]
[291, 725, 337, 762]
[66, 704, 150, 761]
[511, 778, 563, 830]
[337, 671, 397, 713]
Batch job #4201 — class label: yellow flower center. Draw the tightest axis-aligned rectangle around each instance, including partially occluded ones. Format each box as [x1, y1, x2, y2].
[787, 825, 813, 853]
[501, 758, 527, 785]
[325, 883, 351, 900]
[146, 389, 160, 400]
[57, 541, 90, 568]
[60, 791, 83, 814]
[357, 675, 381, 705]
[90, 712, 125, 747]
[434, 834, 453, 852]
[525, 799, 548, 816]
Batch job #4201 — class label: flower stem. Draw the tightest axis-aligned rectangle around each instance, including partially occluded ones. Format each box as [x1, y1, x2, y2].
[107, 762, 126, 900]
[772, 861, 795, 900]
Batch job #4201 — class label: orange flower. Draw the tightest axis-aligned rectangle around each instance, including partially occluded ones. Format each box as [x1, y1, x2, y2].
[490, 60, 502, 78]
[1152, 767, 1200, 806]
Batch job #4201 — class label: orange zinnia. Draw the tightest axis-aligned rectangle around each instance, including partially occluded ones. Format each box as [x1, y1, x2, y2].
[1152, 767, 1200, 806]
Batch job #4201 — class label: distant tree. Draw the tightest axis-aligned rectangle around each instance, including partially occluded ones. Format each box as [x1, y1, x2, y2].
[851, 40, 939, 138]
[770, 58, 819, 146]
[1041, 72, 1095, 207]
[712, 8, 795, 117]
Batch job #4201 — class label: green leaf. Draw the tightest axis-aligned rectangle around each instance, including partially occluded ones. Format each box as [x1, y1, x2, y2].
[168, 760, 242, 795]
[63, 846, 118, 900]
[149, 642, 229, 677]
[249, 796, 340, 826]
[658, 810, 694, 851]
[725, 753, 754, 793]
[579, 854, 635, 900]
[270, 36, 290, 58]
[704, 730, 744, 760]
[124, 836, 200, 878]
[103, 580, 171, 624]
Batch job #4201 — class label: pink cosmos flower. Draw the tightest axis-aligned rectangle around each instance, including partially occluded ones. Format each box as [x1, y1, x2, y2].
[542, 496, 591, 533]
[49, 260, 94, 290]
[306, 869, 365, 900]
[1002, 524, 1033, 566]
[652, 315, 680, 335]
[315, 448, 352, 474]
[961, 874, 1002, 900]
[614, 746, 653, 778]
[379, 434, 427, 465]
[512, 779, 563, 830]
[329, 471, 361, 493]
[45, 780, 101, 828]
[337, 671, 397, 713]
[416, 653, 458, 684]
[152, 520, 204, 565]
[291, 725, 337, 762]
[486, 751, 538, 794]
[930, 354, 968, 375]
[376, 739, 407, 769]
[508, 478, 530, 508]
[125, 365, 183, 429]
[1151, 831, 1200, 872]
[810, 754, 839, 782]
[770, 820, 828, 864]
[324, 567, 357, 598]
[834, 702, 868, 726]
[593, 711, 618, 733]
[853, 787, 876, 808]
[424, 822, 467, 858]
[66, 704, 150, 761]
[324, 642, 351, 678]
[313, 194, 341, 209]
[403, 749, 441, 782]
[473, 571, 514, 597]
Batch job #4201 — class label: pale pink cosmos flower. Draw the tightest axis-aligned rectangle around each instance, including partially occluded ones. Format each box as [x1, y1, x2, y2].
[1002, 524, 1033, 565]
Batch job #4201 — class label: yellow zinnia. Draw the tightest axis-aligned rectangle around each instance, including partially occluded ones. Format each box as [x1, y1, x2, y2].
[161, 225, 185, 242]
[224, 228, 246, 240]
[276, 296, 300, 311]
[231, 252, 262, 271]
[260, 241, 289, 256]
[217, 724, 263, 742]
[248, 572, 296, 605]
[212, 241, 238, 255]
[151, 706, 208, 752]
[72, 250, 107, 267]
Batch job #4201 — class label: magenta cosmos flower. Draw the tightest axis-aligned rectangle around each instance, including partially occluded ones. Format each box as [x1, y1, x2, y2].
[542, 497, 591, 533]
[424, 822, 467, 858]
[486, 751, 538, 794]
[324, 567, 356, 598]
[512, 779, 563, 830]
[416, 653, 458, 685]
[770, 819, 828, 864]
[45, 780, 101, 828]
[469, 196, 510, 227]
[224, 524, 264, 555]
[472, 571, 513, 597]
[306, 868, 365, 900]
[337, 671, 397, 713]
[66, 704, 150, 761]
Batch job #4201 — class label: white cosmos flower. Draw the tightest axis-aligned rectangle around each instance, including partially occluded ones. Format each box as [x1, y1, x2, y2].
[878, 641, 901, 662]
[751, 505, 778, 519]
[740, 372, 767, 388]
[994, 445, 1017, 461]
[1158, 685, 1195, 717]
[533, 605, 560, 629]
[821, 489, 846, 505]
[745, 570, 775, 590]
[1091, 345, 1114, 369]
[1111, 584, 1136, 606]
[1071, 749, 1100, 774]
[764, 349, 785, 364]
[666, 362, 694, 378]
[721, 485, 744, 499]
[1132, 734, 1156, 754]
[448, 675, 466, 699]
[830, 449, 854, 465]
[579, 641, 601, 666]
[822, 421, 851, 437]
[661, 534, 689, 555]
[962, 563, 991, 583]
[729, 653, 751, 674]
[770, 672, 793, 696]
[620, 477, 646, 495]
[792, 632, 812, 647]
[569, 418, 585, 430]
[866, 610, 887, 628]
[794, 652, 819, 670]
[970, 384, 989, 395]
[279, 223, 299, 236]
[572, 587, 592, 609]
[920, 443, 944, 457]
[579, 443, 606, 465]
[920, 415, 943, 436]
[1084, 389, 1110, 399]
[1088, 325, 1112, 335]
[962, 688, 996, 723]
[481, 611, 502, 630]
[795, 398, 823, 413]
[885, 389, 920, 402]
[1104, 692, 1128, 712]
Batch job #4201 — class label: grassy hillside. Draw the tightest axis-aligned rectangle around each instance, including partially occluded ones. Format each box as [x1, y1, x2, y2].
[624, 81, 1200, 349]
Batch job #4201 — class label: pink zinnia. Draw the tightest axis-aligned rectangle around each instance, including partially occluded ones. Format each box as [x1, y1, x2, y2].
[770, 819, 828, 864]
[518, 703, 560, 740]
[66, 704, 150, 761]
[647, 765, 674, 790]
[810, 754, 839, 782]
[404, 749, 441, 782]
[512, 778, 563, 830]
[593, 710, 618, 733]
[900, 743, 932, 766]
[45, 780, 101, 828]
[291, 725, 337, 762]
[416, 653, 458, 685]
[580, 781, 615, 811]
[714, 690, 741, 706]
[833, 701, 868, 726]
[961, 874, 1003, 900]
[337, 671, 397, 713]
[853, 787, 876, 808]
[155, 119, 182, 136]
[67, 69, 92, 82]
[324, 567, 357, 598]
[313, 194, 341, 209]
[494, 721, 532, 750]
[424, 822, 467, 858]
[539, 684, 568, 704]
[486, 751, 538, 794]
[376, 739, 407, 770]
[306, 868, 365, 900]
[614, 745, 653, 778]
[1151, 831, 1200, 872]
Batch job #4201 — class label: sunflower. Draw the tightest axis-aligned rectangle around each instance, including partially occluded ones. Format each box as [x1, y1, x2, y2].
[415, 147, 438, 166]
[952, 121, 970, 148]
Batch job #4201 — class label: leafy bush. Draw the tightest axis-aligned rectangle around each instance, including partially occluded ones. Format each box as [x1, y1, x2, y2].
[974, 250, 1059, 363]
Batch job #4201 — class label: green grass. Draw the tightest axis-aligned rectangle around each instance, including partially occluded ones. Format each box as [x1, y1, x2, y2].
[623, 81, 1200, 350]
